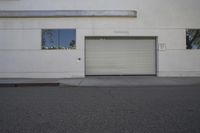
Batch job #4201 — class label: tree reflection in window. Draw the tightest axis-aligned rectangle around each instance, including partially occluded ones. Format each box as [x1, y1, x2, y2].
[186, 29, 200, 49]
[42, 29, 76, 49]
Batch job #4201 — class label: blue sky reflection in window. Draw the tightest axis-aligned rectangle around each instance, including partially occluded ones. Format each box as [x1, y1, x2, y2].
[42, 29, 76, 49]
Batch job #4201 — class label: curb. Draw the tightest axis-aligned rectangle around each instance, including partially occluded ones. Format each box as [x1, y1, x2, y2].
[59, 83, 200, 87]
[0, 83, 60, 87]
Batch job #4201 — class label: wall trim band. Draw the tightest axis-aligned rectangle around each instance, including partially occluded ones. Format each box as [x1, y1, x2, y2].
[0, 10, 137, 18]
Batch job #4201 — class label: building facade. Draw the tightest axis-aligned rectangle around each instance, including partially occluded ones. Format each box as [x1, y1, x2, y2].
[0, 0, 200, 78]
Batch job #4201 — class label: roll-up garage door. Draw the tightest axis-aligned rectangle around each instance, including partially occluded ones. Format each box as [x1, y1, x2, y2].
[85, 37, 156, 75]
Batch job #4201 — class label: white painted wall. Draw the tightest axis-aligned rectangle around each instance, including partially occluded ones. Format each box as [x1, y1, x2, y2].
[0, 0, 200, 77]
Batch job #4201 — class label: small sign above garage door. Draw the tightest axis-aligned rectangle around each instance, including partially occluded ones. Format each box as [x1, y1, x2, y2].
[85, 37, 156, 75]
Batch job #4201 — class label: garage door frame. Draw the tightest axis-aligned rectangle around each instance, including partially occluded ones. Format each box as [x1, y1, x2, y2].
[85, 36, 158, 76]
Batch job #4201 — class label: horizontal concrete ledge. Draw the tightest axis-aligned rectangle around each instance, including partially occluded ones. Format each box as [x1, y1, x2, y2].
[0, 10, 137, 18]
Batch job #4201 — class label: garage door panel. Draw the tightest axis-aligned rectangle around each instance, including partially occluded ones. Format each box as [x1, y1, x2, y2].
[87, 51, 154, 59]
[87, 40, 155, 51]
[86, 37, 156, 75]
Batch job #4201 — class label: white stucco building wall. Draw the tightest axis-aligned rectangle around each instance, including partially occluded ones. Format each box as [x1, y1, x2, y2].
[0, 0, 200, 78]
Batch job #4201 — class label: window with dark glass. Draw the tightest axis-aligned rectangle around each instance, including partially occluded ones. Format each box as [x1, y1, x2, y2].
[186, 29, 200, 49]
[42, 29, 76, 49]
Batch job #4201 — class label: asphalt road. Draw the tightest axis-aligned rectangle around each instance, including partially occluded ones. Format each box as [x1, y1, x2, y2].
[0, 85, 200, 133]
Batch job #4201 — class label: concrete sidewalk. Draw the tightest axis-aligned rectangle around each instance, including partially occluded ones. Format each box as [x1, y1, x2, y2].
[59, 76, 200, 87]
[1, 76, 200, 87]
